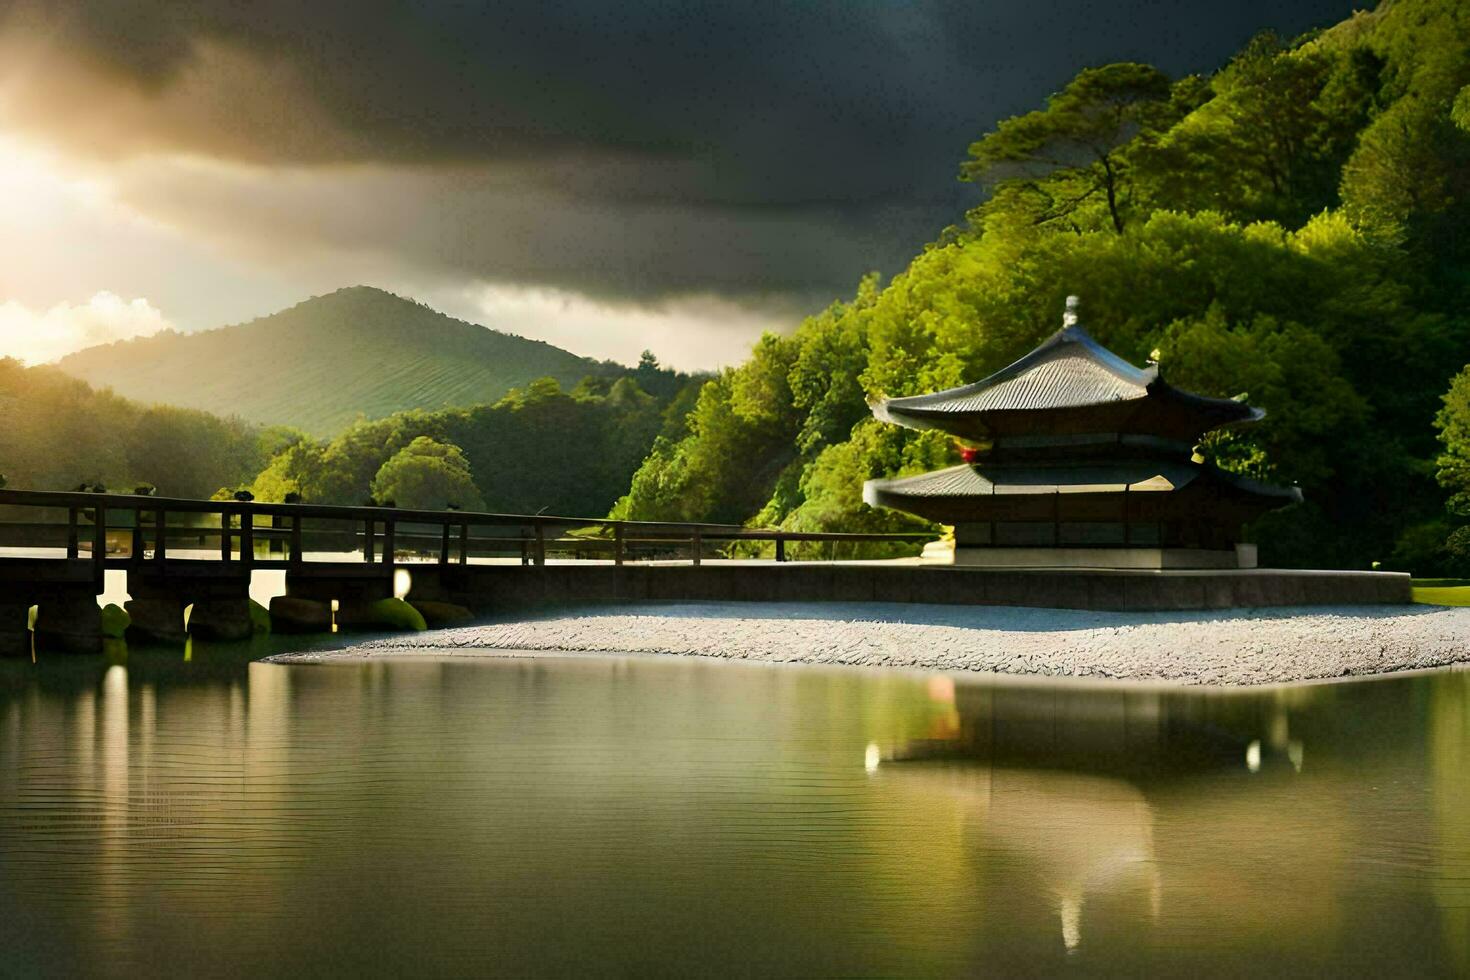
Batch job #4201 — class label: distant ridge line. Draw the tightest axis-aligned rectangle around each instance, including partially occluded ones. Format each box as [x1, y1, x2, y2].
[56, 285, 606, 435]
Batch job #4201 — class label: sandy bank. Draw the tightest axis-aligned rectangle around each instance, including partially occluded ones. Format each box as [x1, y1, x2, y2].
[265, 601, 1470, 686]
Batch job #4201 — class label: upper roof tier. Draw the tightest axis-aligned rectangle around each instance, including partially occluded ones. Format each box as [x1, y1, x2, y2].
[871, 316, 1262, 446]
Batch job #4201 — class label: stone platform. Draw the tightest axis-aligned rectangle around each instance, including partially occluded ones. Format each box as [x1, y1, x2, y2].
[407, 563, 1411, 613]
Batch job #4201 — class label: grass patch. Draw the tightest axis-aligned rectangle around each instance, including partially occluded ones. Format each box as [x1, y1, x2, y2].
[1412, 581, 1470, 606]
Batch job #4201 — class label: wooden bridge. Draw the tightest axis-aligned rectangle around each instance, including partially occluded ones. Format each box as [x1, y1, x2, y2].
[0, 487, 1413, 657]
[0, 488, 935, 654]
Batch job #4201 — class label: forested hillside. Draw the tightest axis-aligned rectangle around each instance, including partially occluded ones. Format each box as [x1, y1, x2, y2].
[614, 0, 1470, 571]
[0, 359, 263, 497]
[242, 363, 701, 516]
[57, 286, 605, 435]
[0, 343, 698, 521]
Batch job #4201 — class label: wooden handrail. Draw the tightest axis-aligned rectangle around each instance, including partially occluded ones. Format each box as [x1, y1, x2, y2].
[0, 487, 939, 568]
[0, 487, 753, 533]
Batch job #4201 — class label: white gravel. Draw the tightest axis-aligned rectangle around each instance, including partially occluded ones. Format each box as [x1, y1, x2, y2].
[266, 601, 1470, 686]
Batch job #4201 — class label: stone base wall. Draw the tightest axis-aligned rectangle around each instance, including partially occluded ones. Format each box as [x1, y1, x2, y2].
[952, 545, 1257, 569]
[408, 564, 1412, 613]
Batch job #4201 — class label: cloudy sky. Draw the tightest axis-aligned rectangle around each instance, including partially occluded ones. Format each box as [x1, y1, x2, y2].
[0, 0, 1357, 369]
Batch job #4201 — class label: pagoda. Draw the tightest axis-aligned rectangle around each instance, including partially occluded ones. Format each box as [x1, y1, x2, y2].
[863, 297, 1300, 569]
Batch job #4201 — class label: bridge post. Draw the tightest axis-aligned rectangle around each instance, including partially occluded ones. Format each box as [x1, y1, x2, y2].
[66, 507, 78, 559]
[382, 520, 395, 564]
[364, 519, 375, 562]
[614, 525, 624, 566]
[459, 521, 469, 564]
[155, 508, 167, 562]
[776, 537, 786, 562]
[291, 514, 303, 566]
[534, 521, 545, 567]
[92, 506, 106, 589]
[439, 523, 450, 564]
[240, 508, 253, 567]
[691, 527, 701, 566]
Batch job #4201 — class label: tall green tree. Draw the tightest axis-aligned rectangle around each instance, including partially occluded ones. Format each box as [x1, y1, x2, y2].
[961, 63, 1173, 234]
[1434, 366, 1470, 562]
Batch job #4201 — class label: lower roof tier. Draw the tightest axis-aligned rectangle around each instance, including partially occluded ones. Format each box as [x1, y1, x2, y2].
[862, 459, 1301, 526]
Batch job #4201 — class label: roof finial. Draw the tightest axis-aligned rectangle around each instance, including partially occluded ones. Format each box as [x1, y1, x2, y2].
[1063, 294, 1080, 328]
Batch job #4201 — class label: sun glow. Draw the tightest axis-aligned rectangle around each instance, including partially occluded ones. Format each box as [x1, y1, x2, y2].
[0, 132, 178, 361]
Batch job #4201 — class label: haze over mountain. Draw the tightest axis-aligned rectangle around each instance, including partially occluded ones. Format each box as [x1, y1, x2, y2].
[57, 286, 604, 434]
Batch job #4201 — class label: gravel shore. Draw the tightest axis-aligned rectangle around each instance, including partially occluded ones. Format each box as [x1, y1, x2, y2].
[265, 600, 1470, 686]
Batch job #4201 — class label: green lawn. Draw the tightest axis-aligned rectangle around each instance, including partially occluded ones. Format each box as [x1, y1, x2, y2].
[1412, 579, 1470, 606]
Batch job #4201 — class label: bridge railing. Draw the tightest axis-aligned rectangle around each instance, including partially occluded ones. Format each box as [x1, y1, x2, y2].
[0, 489, 937, 577]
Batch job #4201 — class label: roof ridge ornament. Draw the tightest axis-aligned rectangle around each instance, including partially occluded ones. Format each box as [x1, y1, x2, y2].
[1063, 294, 1080, 328]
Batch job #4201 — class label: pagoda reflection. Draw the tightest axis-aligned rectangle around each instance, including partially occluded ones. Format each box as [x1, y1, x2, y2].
[874, 679, 1314, 955]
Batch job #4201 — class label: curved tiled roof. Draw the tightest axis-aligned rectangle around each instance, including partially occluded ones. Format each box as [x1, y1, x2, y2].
[863, 460, 1301, 509]
[872, 325, 1261, 437]
[863, 461, 1203, 504]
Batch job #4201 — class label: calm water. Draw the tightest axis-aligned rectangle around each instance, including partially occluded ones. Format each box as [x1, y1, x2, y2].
[2, 640, 1468, 977]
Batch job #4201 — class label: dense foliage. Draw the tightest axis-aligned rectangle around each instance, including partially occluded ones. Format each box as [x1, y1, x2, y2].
[616, 0, 1470, 571]
[246, 365, 699, 516]
[1431, 367, 1470, 572]
[57, 286, 610, 435]
[0, 358, 263, 497]
[0, 342, 697, 524]
[370, 437, 486, 512]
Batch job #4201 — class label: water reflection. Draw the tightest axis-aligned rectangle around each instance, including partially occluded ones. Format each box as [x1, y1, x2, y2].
[877, 683, 1304, 955]
[872, 675, 1470, 971]
[0, 647, 1467, 975]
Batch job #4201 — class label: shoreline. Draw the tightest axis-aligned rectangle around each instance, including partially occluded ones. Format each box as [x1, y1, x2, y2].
[264, 601, 1470, 687]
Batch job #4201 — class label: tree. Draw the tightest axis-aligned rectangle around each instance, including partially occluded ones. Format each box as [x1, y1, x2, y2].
[370, 437, 485, 512]
[1142, 36, 1380, 224]
[1435, 366, 1470, 558]
[961, 63, 1173, 234]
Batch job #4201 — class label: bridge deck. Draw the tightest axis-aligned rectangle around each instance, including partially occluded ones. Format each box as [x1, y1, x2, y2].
[0, 489, 1410, 616]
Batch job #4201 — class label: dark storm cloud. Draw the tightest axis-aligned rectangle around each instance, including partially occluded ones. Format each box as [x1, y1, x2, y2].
[1, 0, 1360, 303]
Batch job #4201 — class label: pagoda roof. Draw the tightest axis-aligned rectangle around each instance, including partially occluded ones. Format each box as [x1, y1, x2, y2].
[868, 460, 1198, 499]
[863, 459, 1301, 524]
[872, 325, 1262, 442]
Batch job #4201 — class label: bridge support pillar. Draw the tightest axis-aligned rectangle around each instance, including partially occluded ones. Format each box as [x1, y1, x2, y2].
[401, 567, 478, 625]
[269, 596, 333, 633]
[189, 599, 254, 641]
[0, 601, 31, 658]
[125, 598, 188, 643]
[283, 565, 395, 633]
[33, 592, 102, 655]
[127, 563, 254, 643]
[0, 559, 102, 655]
[401, 566, 475, 607]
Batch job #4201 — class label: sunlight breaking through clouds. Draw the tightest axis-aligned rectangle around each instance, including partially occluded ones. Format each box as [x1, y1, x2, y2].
[0, 291, 171, 364]
[454, 283, 793, 370]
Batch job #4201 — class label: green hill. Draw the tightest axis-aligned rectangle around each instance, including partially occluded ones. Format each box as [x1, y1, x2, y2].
[57, 286, 603, 435]
[0, 358, 262, 498]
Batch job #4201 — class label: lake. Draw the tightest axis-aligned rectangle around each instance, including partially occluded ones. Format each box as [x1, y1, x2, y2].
[2, 639, 1467, 976]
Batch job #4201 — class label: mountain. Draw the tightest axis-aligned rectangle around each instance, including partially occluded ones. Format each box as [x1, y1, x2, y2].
[57, 286, 604, 435]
